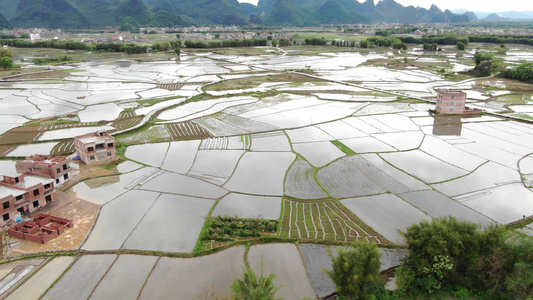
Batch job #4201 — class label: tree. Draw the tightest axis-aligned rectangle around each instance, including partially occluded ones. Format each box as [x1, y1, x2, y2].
[326, 241, 384, 299]
[457, 42, 465, 50]
[423, 43, 438, 51]
[0, 48, 12, 58]
[398, 217, 480, 290]
[474, 51, 493, 65]
[231, 267, 280, 300]
[512, 62, 533, 82]
[0, 56, 13, 69]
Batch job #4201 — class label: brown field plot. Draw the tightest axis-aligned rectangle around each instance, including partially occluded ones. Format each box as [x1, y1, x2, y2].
[166, 121, 212, 140]
[51, 139, 76, 156]
[280, 198, 388, 244]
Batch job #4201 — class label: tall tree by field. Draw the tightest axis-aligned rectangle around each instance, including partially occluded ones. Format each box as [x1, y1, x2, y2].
[396, 216, 533, 299]
[326, 241, 384, 299]
[231, 267, 281, 300]
[0, 56, 14, 69]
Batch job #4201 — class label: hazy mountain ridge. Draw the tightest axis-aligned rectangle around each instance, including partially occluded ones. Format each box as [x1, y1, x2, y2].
[451, 9, 533, 20]
[4, 0, 474, 29]
[0, 12, 12, 30]
[11, 0, 91, 29]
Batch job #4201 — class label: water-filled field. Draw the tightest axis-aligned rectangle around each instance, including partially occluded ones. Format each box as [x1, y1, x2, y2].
[1, 45, 532, 299]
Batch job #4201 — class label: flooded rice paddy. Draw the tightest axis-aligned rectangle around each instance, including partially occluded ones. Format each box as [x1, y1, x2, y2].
[1, 46, 532, 299]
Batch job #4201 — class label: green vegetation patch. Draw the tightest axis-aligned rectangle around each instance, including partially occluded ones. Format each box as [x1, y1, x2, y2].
[203, 72, 323, 91]
[331, 140, 355, 155]
[115, 124, 172, 145]
[497, 94, 531, 105]
[512, 114, 533, 121]
[203, 217, 278, 242]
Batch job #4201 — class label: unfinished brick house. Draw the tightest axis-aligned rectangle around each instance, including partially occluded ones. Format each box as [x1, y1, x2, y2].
[435, 89, 482, 114]
[74, 130, 116, 164]
[16, 155, 72, 187]
[0, 173, 55, 226]
[9, 213, 73, 244]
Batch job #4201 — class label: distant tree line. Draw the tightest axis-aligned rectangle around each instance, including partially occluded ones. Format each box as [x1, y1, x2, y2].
[304, 38, 328, 46]
[0, 39, 148, 54]
[397, 34, 533, 46]
[398, 35, 470, 46]
[183, 39, 268, 49]
[359, 37, 407, 50]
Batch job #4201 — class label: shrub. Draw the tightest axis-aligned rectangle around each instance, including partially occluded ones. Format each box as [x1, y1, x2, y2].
[326, 241, 384, 299]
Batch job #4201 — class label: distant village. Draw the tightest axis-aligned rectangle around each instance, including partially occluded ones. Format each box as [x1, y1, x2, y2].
[1, 24, 531, 45]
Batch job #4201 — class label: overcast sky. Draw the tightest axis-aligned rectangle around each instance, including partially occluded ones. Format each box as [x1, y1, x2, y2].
[237, 0, 533, 12]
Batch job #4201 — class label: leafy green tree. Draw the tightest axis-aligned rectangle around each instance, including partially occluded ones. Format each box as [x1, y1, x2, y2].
[423, 43, 438, 51]
[512, 62, 533, 82]
[326, 241, 384, 299]
[474, 51, 493, 65]
[0, 48, 13, 58]
[477, 237, 533, 299]
[231, 267, 280, 300]
[457, 42, 465, 50]
[398, 217, 479, 291]
[397, 217, 511, 296]
[0, 56, 13, 69]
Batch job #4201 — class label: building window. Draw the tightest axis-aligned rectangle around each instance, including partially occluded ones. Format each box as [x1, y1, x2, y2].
[108, 143, 114, 148]
[89, 155, 95, 160]
[64, 174, 69, 180]
[3, 213, 9, 221]
[16, 195, 23, 201]
[33, 189, 40, 196]
[14, 177, 19, 183]
[44, 183, 51, 189]
[2, 202, 10, 210]
[63, 164, 68, 170]
[57, 168, 61, 173]
[33, 201, 39, 208]
[56, 179, 60, 184]
[107, 152, 112, 156]
[88, 146, 94, 152]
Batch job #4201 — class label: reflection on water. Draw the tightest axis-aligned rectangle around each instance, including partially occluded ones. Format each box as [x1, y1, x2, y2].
[116, 60, 133, 68]
[432, 115, 463, 136]
[84, 175, 121, 189]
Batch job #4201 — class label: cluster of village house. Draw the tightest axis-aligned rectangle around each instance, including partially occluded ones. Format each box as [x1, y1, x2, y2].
[0, 131, 115, 227]
[0, 89, 475, 238]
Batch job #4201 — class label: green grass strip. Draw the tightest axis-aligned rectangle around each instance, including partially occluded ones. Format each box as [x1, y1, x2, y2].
[331, 140, 356, 155]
